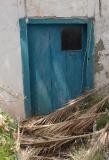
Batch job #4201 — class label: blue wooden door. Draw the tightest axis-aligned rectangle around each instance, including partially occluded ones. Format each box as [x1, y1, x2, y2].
[28, 24, 87, 115]
[50, 24, 87, 110]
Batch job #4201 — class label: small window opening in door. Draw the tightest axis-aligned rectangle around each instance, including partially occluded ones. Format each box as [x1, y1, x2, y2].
[61, 26, 82, 51]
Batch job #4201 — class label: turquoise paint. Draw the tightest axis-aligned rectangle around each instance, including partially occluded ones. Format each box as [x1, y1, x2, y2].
[19, 19, 31, 117]
[50, 25, 87, 111]
[86, 20, 94, 89]
[27, 18, 91, 25]
[28, 25, 53, 115]
[19, 18, 94, 117]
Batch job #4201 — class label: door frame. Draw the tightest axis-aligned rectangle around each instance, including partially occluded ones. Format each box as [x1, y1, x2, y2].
[19, 18, 94, 117]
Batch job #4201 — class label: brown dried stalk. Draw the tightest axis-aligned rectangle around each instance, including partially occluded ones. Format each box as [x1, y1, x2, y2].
[22, 89, 97, 127]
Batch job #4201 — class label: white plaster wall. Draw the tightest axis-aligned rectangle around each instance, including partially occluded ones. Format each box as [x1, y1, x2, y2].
[94, 0, 109, 88]
[0, 0, 25, 119]
[26, 0, 88, 17]
[0, 0, 109, 118]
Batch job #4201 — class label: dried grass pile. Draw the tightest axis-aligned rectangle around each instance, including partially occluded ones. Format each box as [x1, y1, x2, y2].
[19, 86, 109, 160]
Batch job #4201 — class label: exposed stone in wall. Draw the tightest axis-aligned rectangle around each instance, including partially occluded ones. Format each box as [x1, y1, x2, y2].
[94, 0, 109, 88]
[94, 39, 105, 73]
[105, 72, 109, 79]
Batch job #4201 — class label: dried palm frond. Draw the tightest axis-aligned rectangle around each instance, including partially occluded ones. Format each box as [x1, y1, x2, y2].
[21, 130, 102, 148]
[87, 95, 109, 113]
[18, 148, 36, 160]
[84, 123, 109, 160]
[22, 112, 107, 133]
[32, 155, 69, 160]
[21, 89, 98, 128]
[23, 90, 109, 129]
[22, 119, 86, 137]
[20, 116, 43, 128]
[21, 96, 109, 138]
[20, 96, 109, 149]
[19, 85, 109, 159]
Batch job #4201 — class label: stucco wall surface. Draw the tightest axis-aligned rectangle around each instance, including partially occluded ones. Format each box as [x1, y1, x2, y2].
[0, 0, 109, 118]
[0, 0, 25, 119]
